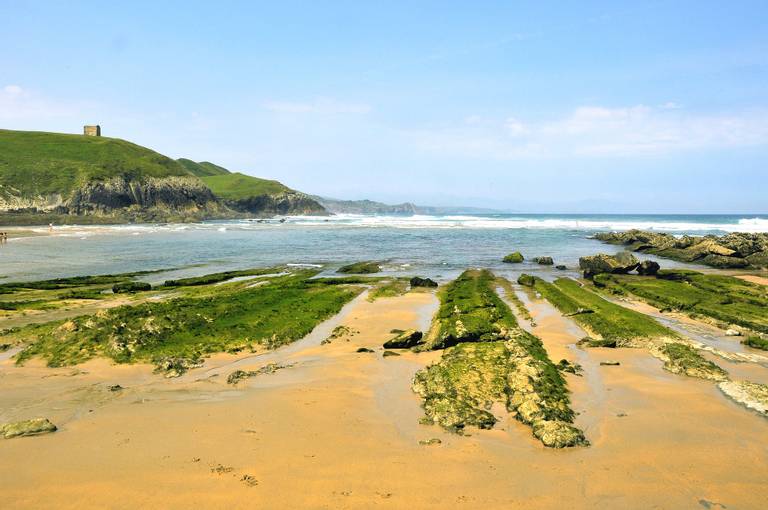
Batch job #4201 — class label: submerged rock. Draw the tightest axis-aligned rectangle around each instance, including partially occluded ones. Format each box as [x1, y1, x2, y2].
[579, 252, 639, 279]
[383, 329, 423, 349]
[382, 350, 401, 357]
[600, 361, 621, 366]
[555, 265, 567, 270]
[410, 276, 438, 288]
[502, 252, 524, 263]
[533, 256, 554, 265]
[418, 438, 442, 446]
[1, 418, 57, 439]
[356, 347, 375, 353]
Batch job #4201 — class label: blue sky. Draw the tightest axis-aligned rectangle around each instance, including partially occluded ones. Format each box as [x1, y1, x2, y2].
[2, 1, 767, 213]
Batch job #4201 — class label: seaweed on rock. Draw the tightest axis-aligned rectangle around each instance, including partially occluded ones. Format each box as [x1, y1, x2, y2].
[412, 269, 587, 448]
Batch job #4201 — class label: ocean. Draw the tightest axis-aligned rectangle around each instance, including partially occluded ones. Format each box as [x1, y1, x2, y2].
[1, 214, 766, 283]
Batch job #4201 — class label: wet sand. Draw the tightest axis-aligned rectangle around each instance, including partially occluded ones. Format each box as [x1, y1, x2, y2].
[1, 291, 768, 509]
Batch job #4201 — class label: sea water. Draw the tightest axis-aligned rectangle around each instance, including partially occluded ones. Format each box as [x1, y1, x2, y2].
[1, 214, 766, 283]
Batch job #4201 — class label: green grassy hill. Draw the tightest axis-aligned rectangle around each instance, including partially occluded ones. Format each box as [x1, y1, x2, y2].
[0, 129, 190, 197]
[177, 159, 231, 177]
[0, 129, 326, 221]
[200, 172, 292, 200]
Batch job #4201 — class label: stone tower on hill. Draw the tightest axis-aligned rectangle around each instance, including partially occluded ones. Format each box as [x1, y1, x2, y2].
[83, 125, 101, 136]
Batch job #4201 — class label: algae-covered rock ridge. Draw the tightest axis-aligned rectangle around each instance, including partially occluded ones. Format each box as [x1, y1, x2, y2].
[594, 230, 768, 269]
[0, 129, 326, 223]
[412, 269, 587, 448]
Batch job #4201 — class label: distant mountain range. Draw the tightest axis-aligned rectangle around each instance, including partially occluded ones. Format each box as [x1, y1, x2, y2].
[311, 196, 500, 215]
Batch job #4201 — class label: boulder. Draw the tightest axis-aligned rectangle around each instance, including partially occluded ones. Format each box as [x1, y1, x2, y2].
[532, 420, 588, 448]
[1, 418, 57, 439]
[579, 252, 639, 279]
[503, 252, 524, 263]
[533, 256, 554, 265]
[517, 274, 535, 287]
[637, 260, 660, 276]
[410, 276, 438, 288]
[383, 329, 423, 349]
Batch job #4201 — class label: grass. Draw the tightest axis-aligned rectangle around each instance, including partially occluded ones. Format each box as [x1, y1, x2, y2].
[534, 277, 676, 345]
[0, 129, 191, 198]
[200, 172, 291, 200]
[10, 270, 363, 370]
[177, 159, 231, 177]
[593, 271, 768, 334]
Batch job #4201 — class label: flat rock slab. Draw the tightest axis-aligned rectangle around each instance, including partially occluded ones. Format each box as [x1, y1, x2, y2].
[1, 418, 57, 439]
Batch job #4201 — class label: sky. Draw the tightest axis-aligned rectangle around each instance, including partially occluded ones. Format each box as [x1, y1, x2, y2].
[1, 1, 767, 213]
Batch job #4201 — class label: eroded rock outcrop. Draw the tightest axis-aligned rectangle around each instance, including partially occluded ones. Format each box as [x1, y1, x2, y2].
[579, 252, 639, 279]
[594, 230, 768, 269]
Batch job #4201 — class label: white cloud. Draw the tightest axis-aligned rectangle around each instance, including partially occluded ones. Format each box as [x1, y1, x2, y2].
[407, 104, 768, 159]
[263, 97, 371, 115]
[3, 84, 24, 95]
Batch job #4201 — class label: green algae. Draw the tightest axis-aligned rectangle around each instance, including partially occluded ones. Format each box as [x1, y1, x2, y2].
[337, 261, 382, 274]
[367, 278, 410, 301]
[534, 277, 676, 346]
[742, 336, 768, 351]
[11, 270, 363, 371]
[593, 271, 768, 334]
[502, 252, 524, 263]
[423, 269, 522, 350]
[658, 342, 728, 381]
[413, 269, 586, 447]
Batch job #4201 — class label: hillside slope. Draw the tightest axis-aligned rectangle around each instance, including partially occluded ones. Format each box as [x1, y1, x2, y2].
[0, 130, 326, 223]
[0, 130, 221, 222]
[177, 159, 230, 177]
[201, 171, 326, 216]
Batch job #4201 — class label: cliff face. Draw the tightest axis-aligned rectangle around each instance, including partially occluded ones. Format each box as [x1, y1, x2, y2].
[0, 176, 223, 221]
[225, 191, 327, 216]
[66, 176, 219, 215]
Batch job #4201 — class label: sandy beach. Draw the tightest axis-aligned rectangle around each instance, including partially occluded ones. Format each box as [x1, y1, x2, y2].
[2, 288, 767, 509]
